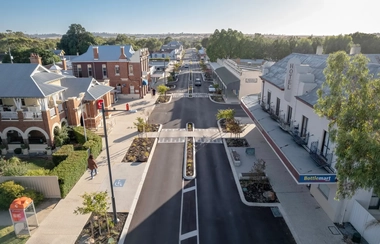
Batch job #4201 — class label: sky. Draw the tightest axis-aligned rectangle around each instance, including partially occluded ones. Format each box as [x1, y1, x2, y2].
[1, 0, 378, 36]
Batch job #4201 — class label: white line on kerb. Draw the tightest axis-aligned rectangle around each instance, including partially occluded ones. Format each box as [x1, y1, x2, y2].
[183, 186, 196, 193]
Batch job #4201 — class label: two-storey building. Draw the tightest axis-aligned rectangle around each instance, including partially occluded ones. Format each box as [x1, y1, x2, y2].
[150, 41, 183, 61]
[0, 54, 113, 154]
[71, 45, 150, 99]
[241, 47, 380, 243]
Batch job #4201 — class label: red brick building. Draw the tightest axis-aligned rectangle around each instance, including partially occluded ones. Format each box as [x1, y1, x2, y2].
[71, 45, 150, 99]
[0, 56, 113, 154]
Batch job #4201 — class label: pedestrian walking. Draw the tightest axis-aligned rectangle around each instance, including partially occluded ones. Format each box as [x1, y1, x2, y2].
[87, 154, 98, 180]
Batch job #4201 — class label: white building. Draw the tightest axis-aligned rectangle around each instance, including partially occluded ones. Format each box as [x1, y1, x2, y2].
[209, 58, 271, 103]
[241, 47, 380, 244]
[150, 41, 183, 61]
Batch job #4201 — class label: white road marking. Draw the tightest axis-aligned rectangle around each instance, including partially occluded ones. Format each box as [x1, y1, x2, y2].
[179, 180, 184, 244]
[183, 186, 196, 193]
[180, 230, 198, 241]
[195, 179, 200, 244]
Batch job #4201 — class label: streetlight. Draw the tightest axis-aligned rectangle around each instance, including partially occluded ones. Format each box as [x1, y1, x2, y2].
[6, 30, 13, 64]
[79, 92, 87, 142]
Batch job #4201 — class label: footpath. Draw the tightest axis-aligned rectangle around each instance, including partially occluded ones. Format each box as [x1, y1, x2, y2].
[0, 93, 344, 244]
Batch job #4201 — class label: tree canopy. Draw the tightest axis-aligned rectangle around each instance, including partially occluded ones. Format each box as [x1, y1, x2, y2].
[2, 47, 60, 65]
[314, 51, 380, 198]
[58, 24, 97, 55]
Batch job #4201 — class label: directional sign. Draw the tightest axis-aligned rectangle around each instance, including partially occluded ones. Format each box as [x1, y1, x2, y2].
[113, 179, 126, 187]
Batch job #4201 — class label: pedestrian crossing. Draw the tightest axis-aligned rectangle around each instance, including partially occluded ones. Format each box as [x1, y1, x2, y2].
[161, 128, 187, 132]
[171, 93, 210, 98]
[157, 137, 223, 144]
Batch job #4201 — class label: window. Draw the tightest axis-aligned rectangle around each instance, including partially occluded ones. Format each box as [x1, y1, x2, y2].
[369, 193, 380, 209]
[287, 106, 292, 124]
[275, 98, 280, 116]
[77, 64, 82, 77]
[87, 64, 92, 77]
[129, 65, 134, 75]
[318, 184, 330, 199]
[267, 91, 271, 105]
[21, 99, 26, 106]
[162, 54, 165, 58]
[115, 65, 120, 76]
[102, 64, 107, 78]
[0, 99, 2, 105]
[301, 115, 308, 137]
[321, 130, 330, 158]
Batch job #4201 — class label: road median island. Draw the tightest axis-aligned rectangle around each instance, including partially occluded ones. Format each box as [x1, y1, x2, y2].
[183, 137, 196, 180]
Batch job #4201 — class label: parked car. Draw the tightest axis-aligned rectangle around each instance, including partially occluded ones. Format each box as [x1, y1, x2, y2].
[208, 85, 216, 93]
[195, 78, 202, 86]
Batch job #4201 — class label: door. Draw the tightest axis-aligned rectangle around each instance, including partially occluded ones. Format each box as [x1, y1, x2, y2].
[321, 130, 330, 157]
[301, 116, 308, 137]
[267, 91, 271, 105]
[130, 86, 135, 94]
[276, 98, 280, 116]
[287, 106, 292, 124]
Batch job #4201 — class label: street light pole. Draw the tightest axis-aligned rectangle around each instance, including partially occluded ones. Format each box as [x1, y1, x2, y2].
[101, 102, 118, 224]
[79, 93, 87, 142]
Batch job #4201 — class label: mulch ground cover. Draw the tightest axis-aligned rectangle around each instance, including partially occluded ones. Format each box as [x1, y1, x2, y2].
[240, 180, 279, 203]
[123, 138, 155, 162]
[155, 96, 170, 104]
[225, 138, 249, 147]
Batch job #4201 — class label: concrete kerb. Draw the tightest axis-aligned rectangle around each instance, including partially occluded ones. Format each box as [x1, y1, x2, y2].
[208, 95, 226, 105]
[118, 137, 159, 244]
[183, 136, 196, 180]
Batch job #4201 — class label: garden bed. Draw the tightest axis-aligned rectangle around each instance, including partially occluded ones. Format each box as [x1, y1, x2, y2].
[123, 138, 155, 162]
[187, 123, 194, 131]
[155, 95, 170, 104]
[137, 124, 160, 133]
[225, 138, 249, 147]
[211, 95, 225, 103]
[185, 137, 194, 177]
[75, 212, 128, 244]
[240, 179, 279, 203]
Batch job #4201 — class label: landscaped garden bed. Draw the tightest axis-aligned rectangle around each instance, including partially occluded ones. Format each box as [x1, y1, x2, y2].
[210, 95, 225, 103]
[123, 138, 155, 162]
[240, 179, 278, 203]
[185, 137, 195, 178]
[187, 122, 194, 131]
[75, 212, 128, 244]
[188, 86, 193, 98]
[155, 95, 170, 104]
[226, 138, 249, 147]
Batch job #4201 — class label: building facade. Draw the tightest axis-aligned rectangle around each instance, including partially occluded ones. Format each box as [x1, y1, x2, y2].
[0, 58, 113, 155]
[71, 45, 150, 99]
[240, 48, 380, 243]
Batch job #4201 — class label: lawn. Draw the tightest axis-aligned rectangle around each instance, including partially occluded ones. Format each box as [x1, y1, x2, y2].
[0, 226, 29, 244]
[24, 158, 55, 170]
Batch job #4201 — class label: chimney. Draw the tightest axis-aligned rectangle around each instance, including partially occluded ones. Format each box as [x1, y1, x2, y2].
[93, 47, 99, 60]
[29, 53, 42, 65]
[61, 58, 67, 70]
[316, 46, 323, 55]
[350, 45, 361, 55]
[119, 46, 127, 59]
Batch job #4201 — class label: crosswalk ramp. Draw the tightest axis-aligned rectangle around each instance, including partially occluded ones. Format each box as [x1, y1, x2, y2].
[171, 93, 210, 98]
[158, 137, 186, 143]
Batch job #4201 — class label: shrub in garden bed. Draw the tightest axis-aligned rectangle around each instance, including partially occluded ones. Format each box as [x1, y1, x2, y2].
[186, 138, 194, 177]
[72, 126, 103, 158]
[0, 181, 44, 210]
[124, 138, 155, 162]
[156, 95, 170, 104]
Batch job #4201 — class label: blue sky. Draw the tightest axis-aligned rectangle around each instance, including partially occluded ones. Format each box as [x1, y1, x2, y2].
[1, 0, 378, 35]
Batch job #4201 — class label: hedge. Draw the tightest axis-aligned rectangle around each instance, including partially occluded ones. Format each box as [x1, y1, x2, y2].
[52, 144, 74, 166]
[0, 181, 44, 210]
[72, 126, 102, 158]
[50, 150, 88, 198]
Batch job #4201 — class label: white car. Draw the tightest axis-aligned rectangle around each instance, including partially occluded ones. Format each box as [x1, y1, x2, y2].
[208, 85, 216, 93]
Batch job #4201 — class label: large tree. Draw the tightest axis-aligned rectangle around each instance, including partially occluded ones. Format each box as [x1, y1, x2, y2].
[207, 29, 244, 61]
[314, 51, 380, 198]
[2, 47, 60, 64]
[349, 32, 380, 54]
[323, 34, 352, 54]
[58, 24, 97, 55]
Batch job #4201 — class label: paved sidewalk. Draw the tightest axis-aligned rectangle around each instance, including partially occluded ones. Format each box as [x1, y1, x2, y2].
[26, 95, 158, 244]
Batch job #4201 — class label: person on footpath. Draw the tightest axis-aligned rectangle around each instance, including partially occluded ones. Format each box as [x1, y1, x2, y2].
[87, 154, 98, 180]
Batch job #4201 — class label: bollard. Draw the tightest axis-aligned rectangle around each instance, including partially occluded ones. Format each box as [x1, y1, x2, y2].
[126, 103, 130, 111]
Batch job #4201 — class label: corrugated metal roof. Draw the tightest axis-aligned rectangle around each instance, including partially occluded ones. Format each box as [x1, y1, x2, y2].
[262, 53, 380, 106]
[71, 45, 135, 62]
[0, 64, 65, 98]
[214, 67, 240, 90]
[61, 77, 114, 101]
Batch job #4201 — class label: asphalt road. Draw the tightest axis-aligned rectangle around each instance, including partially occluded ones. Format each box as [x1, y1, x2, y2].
[125, 49, 296, 244]
[124, 143, 184, 244]
[197, 143, 296, 244]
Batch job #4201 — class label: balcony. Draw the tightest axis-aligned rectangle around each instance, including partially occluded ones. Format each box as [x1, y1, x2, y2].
[0, 111, 18, 120]
[309, 141, 334, 173]
[23, 111, 43, 120]
[278, 116, 290, 132]
[241, 94, 336, 183]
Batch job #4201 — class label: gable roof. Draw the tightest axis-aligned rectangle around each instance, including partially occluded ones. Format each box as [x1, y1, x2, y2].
[261, 53, 380, 106]
[60, 77, 114, 101]
[0, 64, 66, 98]
[71, 45, 135, 62]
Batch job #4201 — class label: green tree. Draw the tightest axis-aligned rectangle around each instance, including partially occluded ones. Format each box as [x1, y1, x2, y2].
[207, 29, 244, 61]
[164, 36, 173, 44]
[314, 51, 380, 198]
[349, 32, 380, 54]
[195, 44, 202, 50]
[216, 109, 235, 124]
[293, 38, 314, 54]
[157, 84, 170, 99]
[2, 47, 60, 64]
[323, 34, 352, 54]
[309, 36, 324, 53]
[58, 24, 97, 55]
[201, 37, 209, 48]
